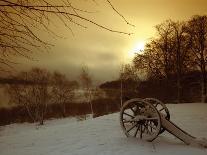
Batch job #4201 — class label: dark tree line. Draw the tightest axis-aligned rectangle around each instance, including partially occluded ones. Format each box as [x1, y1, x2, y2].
[133, 15, 207, 103]
[5, 67, 78, 125]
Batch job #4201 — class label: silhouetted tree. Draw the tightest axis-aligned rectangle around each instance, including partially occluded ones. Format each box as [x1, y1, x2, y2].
[119, 64, 140, 106]
[154, 20, 176, 78]
[187, 15, 207, 102]
[120, 64, 140, 81]
[171, 21, 193, 102]
[133, 39, 164, 78]
[133, 20, 177, 79]
[133, 20, 193, 102]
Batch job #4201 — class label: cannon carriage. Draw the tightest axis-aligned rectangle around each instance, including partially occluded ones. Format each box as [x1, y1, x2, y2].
[120, 98, 207, 147]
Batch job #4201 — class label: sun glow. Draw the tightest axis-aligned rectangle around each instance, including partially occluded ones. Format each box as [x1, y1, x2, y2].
[126, 41, 145, 61]
[133, 41, 145, 52]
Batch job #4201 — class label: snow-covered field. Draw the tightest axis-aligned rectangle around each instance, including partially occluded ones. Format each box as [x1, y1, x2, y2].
[0, 103, 207, 155]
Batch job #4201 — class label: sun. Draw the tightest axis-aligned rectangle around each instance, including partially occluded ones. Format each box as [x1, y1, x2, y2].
[133, 41, 145, 52]
[126, 41, 145, 61]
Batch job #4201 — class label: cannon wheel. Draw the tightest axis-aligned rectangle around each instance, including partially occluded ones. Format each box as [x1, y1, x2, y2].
[120, 98, 161, 142]
[143, 98, 170, 134]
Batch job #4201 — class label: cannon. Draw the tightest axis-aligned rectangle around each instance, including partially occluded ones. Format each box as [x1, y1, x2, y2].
[120, 98, 207, 148]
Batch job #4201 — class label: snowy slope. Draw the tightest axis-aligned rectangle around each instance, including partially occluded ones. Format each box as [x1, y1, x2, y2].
[0, 103, 207, 155]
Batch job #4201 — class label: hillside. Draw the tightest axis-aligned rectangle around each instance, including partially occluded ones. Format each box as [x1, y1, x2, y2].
[0, 103, 207, 155]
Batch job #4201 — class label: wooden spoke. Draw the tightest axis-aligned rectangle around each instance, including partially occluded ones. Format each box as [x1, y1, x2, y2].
[144, 123, 150, 134]
[134, 124, 140, 137]
[120, 98, 161, 141]
[143, 98, 170, 134]
[123, 112, 134, 118]
[159, 107, 165, 112]
[140, 125, 143, 139]
[142, 124, 146, 133]
[150, 121, 153, 132]
[126, 123, 137, 133]
[148, 122, 157, 130]
[130, 107, 136, 113]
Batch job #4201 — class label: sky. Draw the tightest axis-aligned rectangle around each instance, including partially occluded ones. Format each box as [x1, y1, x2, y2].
[13, 0, 207, 84]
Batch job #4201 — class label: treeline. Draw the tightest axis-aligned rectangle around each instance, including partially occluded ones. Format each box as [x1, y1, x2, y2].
[134, 15, 207, 102]
[101, 15, 207, 103]
[136, 71, 201, 103]
[0, 67, 120, 126]
[3, 67, 78, 125]
[99, 71, 202, 103]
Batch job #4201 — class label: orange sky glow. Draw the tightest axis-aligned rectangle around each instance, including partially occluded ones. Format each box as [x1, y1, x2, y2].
[13, 0, 207, 83]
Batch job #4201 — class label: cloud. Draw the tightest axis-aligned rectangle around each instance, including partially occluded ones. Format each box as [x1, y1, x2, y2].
[11, 0, 207, 84]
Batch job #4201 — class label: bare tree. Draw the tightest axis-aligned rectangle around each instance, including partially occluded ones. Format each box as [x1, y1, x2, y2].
[133, 20, 193, 102]
[120, 64, 140, 81]
[6, 67, 51, 125]
[186, 15, 207, 102]
[171, 21, 193, 102]
[120, 64, 124, 107]
[119, 63, 140, 106]
[79, 65, 93, 116]
[0, 0, 133, 72]
[133, 38, 174, 79]
[51, 71, 78, 117]
[154, 20, 176, 79]
[133, 20, 176, 79]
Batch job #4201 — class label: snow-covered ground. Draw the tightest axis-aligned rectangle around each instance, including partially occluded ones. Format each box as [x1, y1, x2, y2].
[0, 103, 207, 155]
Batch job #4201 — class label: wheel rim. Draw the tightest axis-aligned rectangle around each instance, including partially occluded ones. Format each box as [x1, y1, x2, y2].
[120, 98, 161, 142]
[143, 98, 170, 120]
[143, 98, 170, 134]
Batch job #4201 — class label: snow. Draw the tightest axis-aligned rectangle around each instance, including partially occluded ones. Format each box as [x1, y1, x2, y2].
[0, 103, 207, 155]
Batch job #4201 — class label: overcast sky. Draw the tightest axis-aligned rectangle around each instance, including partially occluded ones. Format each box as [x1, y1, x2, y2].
[13, 0, 207, 84]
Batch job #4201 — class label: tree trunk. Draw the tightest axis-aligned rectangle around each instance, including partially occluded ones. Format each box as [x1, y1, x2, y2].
[176, 33, 182, 103]
[177, 76, 181, 103]
[120, 78, 123, 108]
[62, 103, 66, 117]
[176, 50, 181, 103]
[200, 47, 207, 103]
[89, 90, 94, 118]
[201, 71, 207, 103]
[39, 117, 44, 125]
